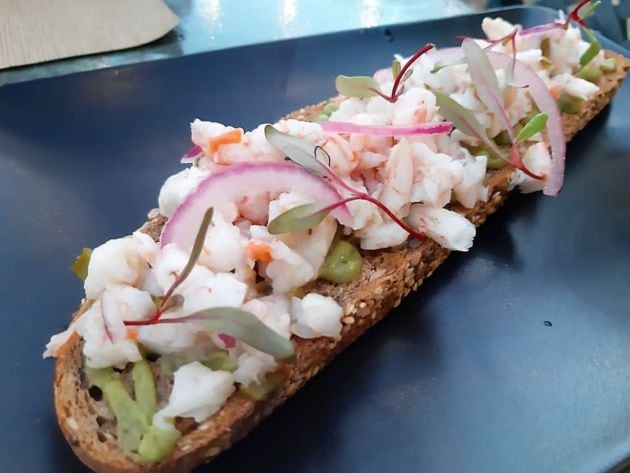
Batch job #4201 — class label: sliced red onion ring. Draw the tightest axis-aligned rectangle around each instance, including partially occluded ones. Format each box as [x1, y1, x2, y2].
[519, 22, 565, 37]
[161, 162, 354, 249]
[320, 121, 453, 136]
[181, 145, 203, 163]
[486, 51, 565, 196]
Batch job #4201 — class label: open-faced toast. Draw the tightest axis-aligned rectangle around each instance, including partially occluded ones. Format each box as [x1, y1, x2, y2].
[50, 45, 630, 473]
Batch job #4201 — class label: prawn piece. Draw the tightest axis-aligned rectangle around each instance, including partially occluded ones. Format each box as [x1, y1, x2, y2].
[379, 138, 414, 215]
[408, 204, 476, 252]
[392, 87, 437, 125]
[241, 295, 291, 339]
[290, 294, 343, 338]
[154, 362, 235, 426]
[249, 225, 316, 294]
[410, 142, 464, 208]
[78, 285, 154, 368]
[84, 236, 155, 300]
[322, 133, 360, 177]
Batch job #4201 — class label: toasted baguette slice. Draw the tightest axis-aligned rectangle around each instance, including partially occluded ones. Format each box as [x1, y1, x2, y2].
[54, 51, 630, 473]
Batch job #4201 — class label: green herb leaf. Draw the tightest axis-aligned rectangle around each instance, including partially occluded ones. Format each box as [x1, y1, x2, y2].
[392, 59, 401, 79]
[580, 28, 601, 67]
[166, 308, 295, 360]
[433, 91, 506, 161]
[516, 112, 548, 143]
[268, 203, 330, 235]
[431, 57, 465, 74]
[159, 294, 185, 313]
[264, 125, 323, 175]
[153, 207, 214, 315]
[431, 62, 447, 73]
[462, 39, 513, 142]
[583, 0, 602, 19]
[71, 247, 92, 281]
[335, 75, 380, 98]
[170, 207, 213, 292]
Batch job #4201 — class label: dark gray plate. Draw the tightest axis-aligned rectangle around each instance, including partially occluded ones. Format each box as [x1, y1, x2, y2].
[1, 6, 629, 473]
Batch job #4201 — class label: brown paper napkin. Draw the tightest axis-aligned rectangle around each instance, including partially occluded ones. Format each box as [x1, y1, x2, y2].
[0, 0, 178, 70]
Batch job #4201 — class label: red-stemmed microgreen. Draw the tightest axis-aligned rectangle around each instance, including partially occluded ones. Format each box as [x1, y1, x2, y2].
[264, 126, 426, 240]
[264, 125, 329, 173]
[567, 0, 595, 29]
[516, 112, 548, 143]
[434, 30, 518, 83]
[124, 207, 215, 327]
[579, 27, 601, 67]
[565, 0, 602, 67]
[461, 39, 530, 170]
[470, 29, 518, 84]
[335, 43, 434, 103]
[335, 75, 381, 99]
[434, 91, 543, 180]
[155, 308, 295, 360]
[462, 39, 517, 145]
[431, 57, 465, 74]
[121, 206, 295, 359]
[268, 202, 342, 235]
[391, 58, 402, 79]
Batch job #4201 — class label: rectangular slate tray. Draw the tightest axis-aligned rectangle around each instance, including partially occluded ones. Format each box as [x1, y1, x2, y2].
[1, 6, 630, 473]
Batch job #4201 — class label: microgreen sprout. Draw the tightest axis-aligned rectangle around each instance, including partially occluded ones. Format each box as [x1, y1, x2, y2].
[265, 126, 425, 240]
[335, 43, 434, 103]
[121, 206, 295, 359]
[124, 207, 215, 327]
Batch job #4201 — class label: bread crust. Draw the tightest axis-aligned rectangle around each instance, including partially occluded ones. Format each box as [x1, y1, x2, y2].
[54, 51, 630, 473]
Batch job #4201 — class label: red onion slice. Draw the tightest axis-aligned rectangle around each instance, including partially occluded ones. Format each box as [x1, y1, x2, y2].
[181, 145, 203, 163]
[486, 51, 566, 196]
[161, 162, 354, 250]
[320, 121, 453, 136]
[519, 22, 565, 37]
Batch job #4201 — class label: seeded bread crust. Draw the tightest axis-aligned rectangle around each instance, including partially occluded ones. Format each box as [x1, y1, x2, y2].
[54, 51, 629, 473]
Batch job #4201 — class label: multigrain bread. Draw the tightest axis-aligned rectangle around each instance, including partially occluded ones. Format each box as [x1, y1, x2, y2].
[53, 50, 630, 473]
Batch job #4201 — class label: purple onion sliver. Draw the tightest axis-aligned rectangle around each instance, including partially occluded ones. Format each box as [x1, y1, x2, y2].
[181, 144, 203, 163]
[519, 22, 564, 37]
[320, 121, 453, 136]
